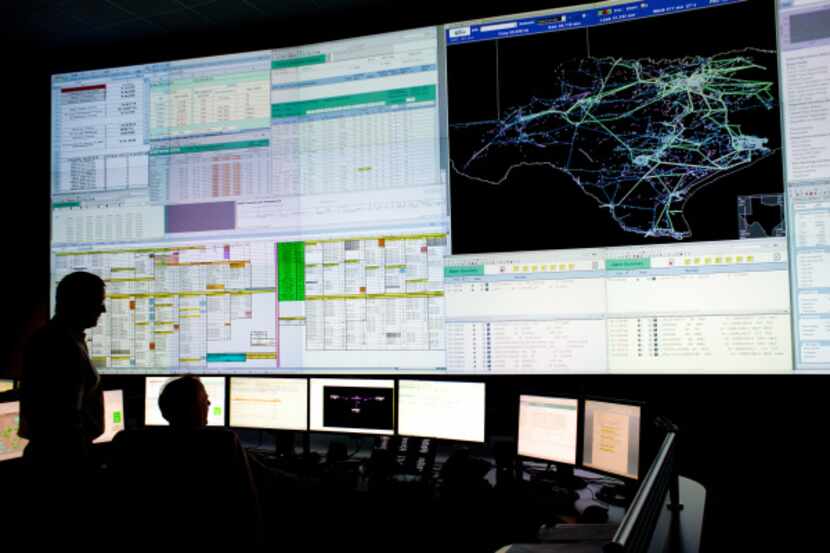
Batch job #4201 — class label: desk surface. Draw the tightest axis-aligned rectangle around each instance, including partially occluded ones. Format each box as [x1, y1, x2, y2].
[239, 432, 707, 553]
[496, 476, 705, 553]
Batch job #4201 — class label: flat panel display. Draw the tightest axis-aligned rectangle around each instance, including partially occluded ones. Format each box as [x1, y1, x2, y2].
[229, 377, 308, 430]
[145, 376, 226, 426]
[0, 402, 28, 461]
[93, 389, 126, 443]
[582, 399, 641, 480]
[309, 378, 395, 435]
[517, 395, 578, 464]
[398, 380, 485, 442]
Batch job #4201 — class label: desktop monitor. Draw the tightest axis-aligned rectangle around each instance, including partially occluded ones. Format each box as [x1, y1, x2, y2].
[93, 390, 125, 444]
[398, 380, 486, 443]
[517, 395, 579, 465]
[582, 399, 642, 480]
[145, 377, 226, 427]
[0, 380, 13, 393]
[0, 401, 28, 461]
[309, 378, 395, 436]
[229, 377, 308, 431]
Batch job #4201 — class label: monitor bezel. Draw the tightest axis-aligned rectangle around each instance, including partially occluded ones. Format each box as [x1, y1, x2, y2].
[0, 400, 26, 461]
[227, 376, 310, 432]
[308, 377, 397, 437]
[93, 388, 126, 444]
[142, 375, 228, 428]
[516, 393, 582, 467]
[396, 379, 487, 444]
[580, 395, 646, 483]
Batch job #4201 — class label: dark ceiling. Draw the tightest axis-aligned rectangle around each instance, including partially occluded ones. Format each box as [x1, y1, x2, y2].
[11, 0, 363, 47]
[9, 0, 577, 68]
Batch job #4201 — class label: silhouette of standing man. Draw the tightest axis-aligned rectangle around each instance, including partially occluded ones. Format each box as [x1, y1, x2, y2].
[18, 271, 106, 526]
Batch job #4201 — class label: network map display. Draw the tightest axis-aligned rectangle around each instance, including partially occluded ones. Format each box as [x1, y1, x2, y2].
[50, 0, 830, 373]
[447, 0, 782, 252]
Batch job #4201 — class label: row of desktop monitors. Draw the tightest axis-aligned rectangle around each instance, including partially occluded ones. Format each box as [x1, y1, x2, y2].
[1, 377, 641, 480]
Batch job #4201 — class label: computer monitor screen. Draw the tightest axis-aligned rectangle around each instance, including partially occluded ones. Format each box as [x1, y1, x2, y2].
[517, 395, 578, 465]
[441, 0, 795, 374]
[46, 0, 819, 376]
[398, 380, 485, 442]
[0, 380, 13, 393]
[0, 401, 28, 461]
[309, 378, 395, 435]
[229, 377, 308, 430]
[446, 0, 781, 253]
[49, 27, 448, 376]
[778, 0, 830, 371]
[582, 399, 641, 480]
[93, 390, 125, 444]
[145, 377, 226, 426]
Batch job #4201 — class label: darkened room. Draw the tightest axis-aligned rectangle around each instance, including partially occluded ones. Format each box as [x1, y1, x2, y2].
[1, 1, 827, 551]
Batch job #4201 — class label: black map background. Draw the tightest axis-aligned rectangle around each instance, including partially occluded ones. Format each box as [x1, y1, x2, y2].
[323, 386, 395, 430]
[448, 1, 783, 254]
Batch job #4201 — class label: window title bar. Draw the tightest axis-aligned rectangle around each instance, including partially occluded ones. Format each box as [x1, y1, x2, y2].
[445, 0, 744, 45]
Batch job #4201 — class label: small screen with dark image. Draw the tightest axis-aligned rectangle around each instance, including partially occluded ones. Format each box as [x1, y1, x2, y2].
[323, 386, 394, 431]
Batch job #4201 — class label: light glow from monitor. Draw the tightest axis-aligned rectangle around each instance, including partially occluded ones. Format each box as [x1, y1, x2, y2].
[93, 389, 125, 443]
[309, 378, 394, 435]
[398, 380, 485, 442]
[583, 399, 641, 480]
[517, 395, 578, 464]
[229, 377, 308, 430]
[0, 401, 28, 461]
[145, 377, 226, 427]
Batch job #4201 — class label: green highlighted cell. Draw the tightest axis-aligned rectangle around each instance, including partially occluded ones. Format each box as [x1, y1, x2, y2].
[444, 265, 484, 278]
[272, 85, 437, 118]
[53, 201, 81, 209]
[151, 139, 269, 156]
[272, 55, 326, 69]
[605, 258, 651, 271]
[207, 353, 247, 363]
[278, 242, 306, 302]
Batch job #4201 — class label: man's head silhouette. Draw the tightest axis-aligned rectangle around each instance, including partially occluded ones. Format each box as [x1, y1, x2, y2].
[158, 376, 210, 429]
[55, 272, 106, 330]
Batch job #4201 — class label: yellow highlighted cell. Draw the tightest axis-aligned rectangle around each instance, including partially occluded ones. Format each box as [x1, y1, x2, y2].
[247, 352, 277, 360]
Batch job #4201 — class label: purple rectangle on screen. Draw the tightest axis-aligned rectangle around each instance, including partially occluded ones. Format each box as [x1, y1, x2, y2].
[165, 202, 236, 233]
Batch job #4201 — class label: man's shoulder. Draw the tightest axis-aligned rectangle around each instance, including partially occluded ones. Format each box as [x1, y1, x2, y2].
[23, 321, 86, 380]
[27, 320, 76, 348]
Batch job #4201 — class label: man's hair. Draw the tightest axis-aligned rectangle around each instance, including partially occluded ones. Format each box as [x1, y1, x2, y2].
[55, 271, 105, 314]
[158, 375, 206, 426]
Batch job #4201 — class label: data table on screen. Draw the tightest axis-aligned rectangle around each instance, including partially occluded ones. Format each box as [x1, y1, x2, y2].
[583, 400, 641, 480]
[397, 380, 485, 442]
[517, 395, 578, 464]
[229, 377, 308, 430]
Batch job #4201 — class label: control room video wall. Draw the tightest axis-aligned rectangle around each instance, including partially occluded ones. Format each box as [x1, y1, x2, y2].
[49, 0, 830, 374]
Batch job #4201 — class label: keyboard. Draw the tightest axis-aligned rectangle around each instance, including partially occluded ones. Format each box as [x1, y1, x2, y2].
[538, 523, 618, 543]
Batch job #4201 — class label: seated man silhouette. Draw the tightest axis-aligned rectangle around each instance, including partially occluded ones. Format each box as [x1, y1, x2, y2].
[158, 374, 212, 429]
[111, 376, 261, 544]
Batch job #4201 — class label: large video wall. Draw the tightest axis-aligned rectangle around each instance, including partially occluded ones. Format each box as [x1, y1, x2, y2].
[49, 0, 830, 374]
